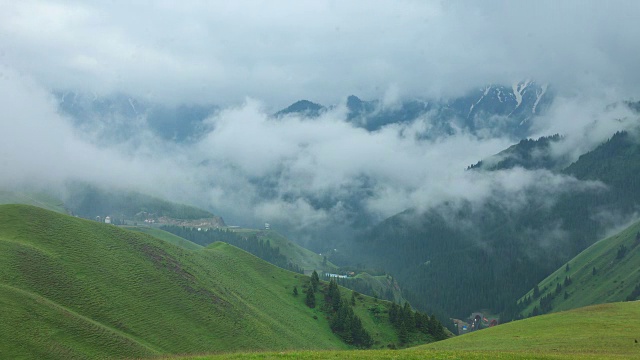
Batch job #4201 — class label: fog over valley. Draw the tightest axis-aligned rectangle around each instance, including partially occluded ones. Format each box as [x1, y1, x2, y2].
[2, 0, 640, 331]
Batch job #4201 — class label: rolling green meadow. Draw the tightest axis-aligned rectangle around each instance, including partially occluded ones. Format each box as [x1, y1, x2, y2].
[179, 302, 640, 359]
[230, 229, 338, 272]
[125, 225, 204, 251]
[0, 190, 67, 214]
[0, 204, 421, 359]
[3, 203, 640, 359]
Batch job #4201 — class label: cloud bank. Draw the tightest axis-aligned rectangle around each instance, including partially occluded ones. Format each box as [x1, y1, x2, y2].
[2, 64, 635, 239]
[1, 1, 640, 107]
[2, 1, 640, 247]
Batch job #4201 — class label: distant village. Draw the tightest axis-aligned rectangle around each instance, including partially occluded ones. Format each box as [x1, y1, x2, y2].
[452, 312, 499, 335]
[94, 215, 115, 224]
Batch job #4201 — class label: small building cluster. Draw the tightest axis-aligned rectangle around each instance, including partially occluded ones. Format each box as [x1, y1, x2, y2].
[95, 216, 115, 225]
[324, 272, 350, 279]
[453, 312, 499, 334]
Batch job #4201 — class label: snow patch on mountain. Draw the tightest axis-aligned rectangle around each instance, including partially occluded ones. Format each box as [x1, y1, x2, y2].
[468, 86, 492, 118]
[532, 84, 548, 114]
[512, 79, 532, 109]
[128, 98, 138, 114]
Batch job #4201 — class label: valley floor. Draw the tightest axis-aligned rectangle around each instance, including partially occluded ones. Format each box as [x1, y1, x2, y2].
[172, 302, 640, 360]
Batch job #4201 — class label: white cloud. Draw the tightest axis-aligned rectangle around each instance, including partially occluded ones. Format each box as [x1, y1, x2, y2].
[1, 1, 639, 107]
[1, 1, 640, 235]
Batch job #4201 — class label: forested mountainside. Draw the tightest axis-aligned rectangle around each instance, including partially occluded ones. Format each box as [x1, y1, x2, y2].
[351, 129, 640, 321]
[516, 218, 640, 318]
[468, 134, 567, 171]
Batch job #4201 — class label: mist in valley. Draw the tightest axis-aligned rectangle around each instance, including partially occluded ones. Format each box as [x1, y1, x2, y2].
[2, 1, 640, 318]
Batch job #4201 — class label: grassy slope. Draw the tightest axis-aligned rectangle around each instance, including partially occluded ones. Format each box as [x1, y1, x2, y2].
[422, 302, 640, 358]
[124, 226, 204, 251]
[0, 190, 66, 213]
[350, 273, 405, 304]
[234, 230, 405, 304]
[186, 302, 640, 359]
[518, 219, 640, 316]
[233, 229, 338, 272]
[0, 205, 411, 359]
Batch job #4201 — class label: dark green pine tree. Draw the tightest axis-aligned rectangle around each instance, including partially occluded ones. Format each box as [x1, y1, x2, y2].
[402, 302, 415, 331]
[305, 288, 316, 308]
[414, 311, 425, 333]
[311, 270, 320, 292]
[326, 279, 341, 311]
[351, 291, 356, 306]
[342, 314, 353, 344]
[388, 302, 400, 325]
[293, 286, 298, 296]
[532, 306, 540, 316]
[533, 284, 541, 298]
[398, 320, 409, 344]
[429, 315, 448, 341]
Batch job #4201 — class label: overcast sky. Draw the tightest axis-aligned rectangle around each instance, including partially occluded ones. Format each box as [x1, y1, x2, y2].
[1, 1, 640, 240]
[2, 0, 640, 107]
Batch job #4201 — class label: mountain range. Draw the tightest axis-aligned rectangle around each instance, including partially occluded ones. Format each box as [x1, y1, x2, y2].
[48, 85, 640, 322]
[275, 80, 551, 140]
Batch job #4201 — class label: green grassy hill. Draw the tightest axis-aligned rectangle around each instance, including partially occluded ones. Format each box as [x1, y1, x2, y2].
[419, 302, 640, 359]
[63, 183, 221, 223]
[248, 230, 338, 272]
[225, 230, 407, 303]
[0, 205, 425, 359]
[124, 225, 204, 251]
[0, 190, 66, 213]
[176, 301, 640, 359]
[351, 273, 405, 304]
[517, 219, 640, 317]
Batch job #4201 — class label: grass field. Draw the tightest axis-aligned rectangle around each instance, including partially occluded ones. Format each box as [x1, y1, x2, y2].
[518, 219, 640, 316]
[0, 205, 417, 359]
[232, 229, 338, 272]
[0, 190, 66, 213]
[350, 272, 405, 304]
[177, 301, 640, 359]
[124, 225, 204, 250]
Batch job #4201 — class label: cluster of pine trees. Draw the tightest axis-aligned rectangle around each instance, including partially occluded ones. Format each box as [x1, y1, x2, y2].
[161, 226, 303, 274]
[513, 275, 574, 319]
[300, 272, 373, 348]
[388, 302, 447, 343]
[324, 279, 374, 348]
[626, 283, 640, 301]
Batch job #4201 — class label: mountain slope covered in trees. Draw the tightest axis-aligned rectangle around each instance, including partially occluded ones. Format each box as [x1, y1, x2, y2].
[352, 129, 640, 322]
[516, 218, 640, 318]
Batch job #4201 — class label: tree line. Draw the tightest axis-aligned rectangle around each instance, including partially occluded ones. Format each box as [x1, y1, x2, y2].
[161, 226, 303, 274]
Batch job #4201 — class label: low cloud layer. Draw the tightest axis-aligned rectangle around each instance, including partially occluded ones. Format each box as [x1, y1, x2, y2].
[2, 2, 640, 245]
[2, 1, 640, 107]
[1, 64, 636, 240]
